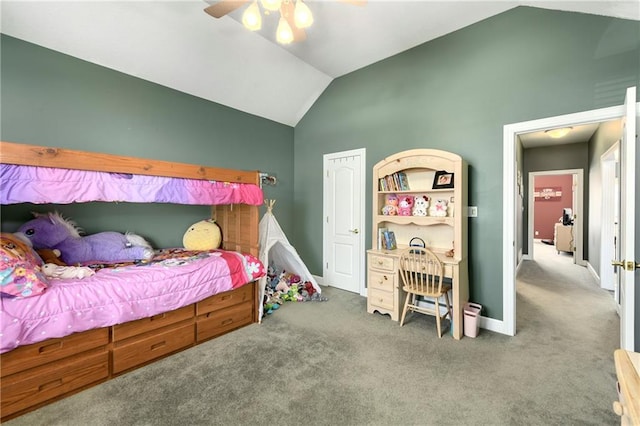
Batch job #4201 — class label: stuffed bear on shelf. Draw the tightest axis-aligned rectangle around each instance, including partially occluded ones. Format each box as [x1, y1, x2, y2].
[429, 198, 449, 217]
[412, 195, 429, 216]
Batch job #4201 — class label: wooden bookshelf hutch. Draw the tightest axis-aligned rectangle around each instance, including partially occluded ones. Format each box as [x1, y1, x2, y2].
[366, 149, 469, 339]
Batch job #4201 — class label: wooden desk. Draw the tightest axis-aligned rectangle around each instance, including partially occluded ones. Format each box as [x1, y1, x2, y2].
[366, 248, 469, 339]
[614, 349, 640, 424]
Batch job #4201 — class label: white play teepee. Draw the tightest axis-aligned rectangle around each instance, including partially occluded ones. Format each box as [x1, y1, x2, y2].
[258, 199, 321, 321]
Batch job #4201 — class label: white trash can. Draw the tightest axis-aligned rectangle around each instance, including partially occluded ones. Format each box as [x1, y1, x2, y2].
[463, 302, 482, 338]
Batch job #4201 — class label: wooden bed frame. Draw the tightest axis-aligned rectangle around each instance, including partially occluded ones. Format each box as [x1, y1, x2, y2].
[0, 141, 262, 421]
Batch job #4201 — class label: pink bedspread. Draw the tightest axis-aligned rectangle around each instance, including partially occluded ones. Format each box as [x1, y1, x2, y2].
[0, 164, 263, 205]
[0, 249, 265, 353]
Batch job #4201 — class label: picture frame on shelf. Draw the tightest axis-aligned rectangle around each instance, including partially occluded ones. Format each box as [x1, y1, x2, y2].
[432, 170, 454, 189]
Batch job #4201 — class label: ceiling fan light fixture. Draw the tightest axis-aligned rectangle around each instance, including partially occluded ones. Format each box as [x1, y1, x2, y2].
[242, 1, 262, 31]
[294, 0, 313, 28]
[276, 16, 294, 44]
[261, 0, 282, 12]
[545, 127, 573, 139]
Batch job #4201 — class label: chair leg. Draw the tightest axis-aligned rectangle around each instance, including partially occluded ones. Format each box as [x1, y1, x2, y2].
[444, 291, 453, 322]
[435, 297, 442, 338]
[400, 292, 411, 326]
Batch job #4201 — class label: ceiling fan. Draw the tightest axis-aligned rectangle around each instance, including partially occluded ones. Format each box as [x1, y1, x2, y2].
[204, 0, 366, 44]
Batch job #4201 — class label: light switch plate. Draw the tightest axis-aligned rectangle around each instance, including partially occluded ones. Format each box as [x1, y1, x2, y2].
[468, 206, 478, 217]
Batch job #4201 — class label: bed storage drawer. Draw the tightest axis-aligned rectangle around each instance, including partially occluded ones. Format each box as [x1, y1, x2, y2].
[112, 305, 194, 342]
[196, 283, 254, 315]
[196, 300, 253, 341]
[1, 350, 109, 419]
[112, 322, 194, 374]
[1, 328, 109, 378]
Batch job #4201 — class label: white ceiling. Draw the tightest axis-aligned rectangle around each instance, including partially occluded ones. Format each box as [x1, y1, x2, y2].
[2, 1, 639, 127]
[519, 123, 602, 149]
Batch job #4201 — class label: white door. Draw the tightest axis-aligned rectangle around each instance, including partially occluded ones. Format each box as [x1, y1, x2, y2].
[323, 149, 366, 294]
[618, 86, 636, 351]
[600, 142, 620, 294]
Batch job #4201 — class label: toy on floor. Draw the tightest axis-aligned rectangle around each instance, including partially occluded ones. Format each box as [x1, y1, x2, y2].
[182, 219, 222, 250]
[16, 212, 154, 265]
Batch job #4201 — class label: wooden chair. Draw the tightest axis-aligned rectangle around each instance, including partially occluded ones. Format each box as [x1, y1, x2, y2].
[398, 247, 452, 338]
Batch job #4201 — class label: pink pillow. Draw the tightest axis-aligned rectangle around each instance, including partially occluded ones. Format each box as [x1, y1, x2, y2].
[0, 233, 48, 298]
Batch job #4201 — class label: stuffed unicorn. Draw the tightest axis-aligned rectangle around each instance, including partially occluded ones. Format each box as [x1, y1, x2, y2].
[16, 212, 154, 265]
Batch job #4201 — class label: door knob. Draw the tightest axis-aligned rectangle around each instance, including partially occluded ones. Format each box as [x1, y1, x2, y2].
[612, 260, 640, 271]
[349, 229, 359, 234]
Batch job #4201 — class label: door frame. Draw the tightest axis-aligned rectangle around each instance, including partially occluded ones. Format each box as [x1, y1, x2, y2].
[525, 169, 584, 265]
[502, 104, 630, 337]
[322, 148, 367, 296]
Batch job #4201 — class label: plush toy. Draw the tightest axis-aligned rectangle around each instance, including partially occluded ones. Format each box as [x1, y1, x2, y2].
[275, 279, 290, 293]
[36, 248, 66, 266]
[381, 194, 399, 216]
[412, 195, 429, 216]
[182, 219, 222, 251]
[41, 263, 95, 279]
[397, 195, 414, 216]
[429, 199, 448, 217]
[16, 212, 154, 265]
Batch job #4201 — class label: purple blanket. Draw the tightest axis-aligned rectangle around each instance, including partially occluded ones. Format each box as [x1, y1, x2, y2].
[0, 164, 263, 205]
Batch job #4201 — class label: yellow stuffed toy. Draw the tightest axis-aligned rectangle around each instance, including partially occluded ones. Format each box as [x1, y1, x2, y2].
[182, 219, 222, 251]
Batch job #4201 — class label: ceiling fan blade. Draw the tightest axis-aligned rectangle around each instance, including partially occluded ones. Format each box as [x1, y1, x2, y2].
[204, 0, 249, 18]
[280, 1, 306, 42]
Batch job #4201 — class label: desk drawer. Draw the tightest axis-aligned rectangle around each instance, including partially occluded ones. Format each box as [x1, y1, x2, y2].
[368, 270, 395, 292]
[368, 288, 395, 311]
[369, 254, 396, 272]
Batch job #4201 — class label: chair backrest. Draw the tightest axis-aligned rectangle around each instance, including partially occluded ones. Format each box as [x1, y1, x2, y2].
[398, 247, 444, 295]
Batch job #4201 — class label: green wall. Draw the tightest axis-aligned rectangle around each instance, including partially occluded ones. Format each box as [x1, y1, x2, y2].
[0, 35, 295, 247]
[293, 7, 640, 319]
[1, 6, 639, 326]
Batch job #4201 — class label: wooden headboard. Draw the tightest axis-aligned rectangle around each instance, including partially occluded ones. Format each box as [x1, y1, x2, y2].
[0, 141, 261, 256]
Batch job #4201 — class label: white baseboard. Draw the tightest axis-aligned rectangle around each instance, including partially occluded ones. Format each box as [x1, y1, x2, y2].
[586, 261, 600, 284]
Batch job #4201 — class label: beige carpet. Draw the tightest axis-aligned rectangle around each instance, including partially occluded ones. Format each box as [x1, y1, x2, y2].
[6, 245, 620, 425]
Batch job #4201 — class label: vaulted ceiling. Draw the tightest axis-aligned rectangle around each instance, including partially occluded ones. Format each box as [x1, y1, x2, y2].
[2, 1, 638, 127]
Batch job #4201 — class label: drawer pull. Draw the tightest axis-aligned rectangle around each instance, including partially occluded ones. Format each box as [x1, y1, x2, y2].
[377, 260, 383, 265]
[222, 318, 233, 326]
[150, 341, 166, 351]
[376, 275, 388, 284]
[39, 378, 63, 391]
[150, 313, 166, 321]
[38, 341, 62, 354]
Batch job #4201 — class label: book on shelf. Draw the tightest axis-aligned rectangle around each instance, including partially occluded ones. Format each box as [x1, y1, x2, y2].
[378, 172, 410, 192]
[383, 230, 397, 250]
[398, 172, 409, 190]
[377, 227, 388, 250]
